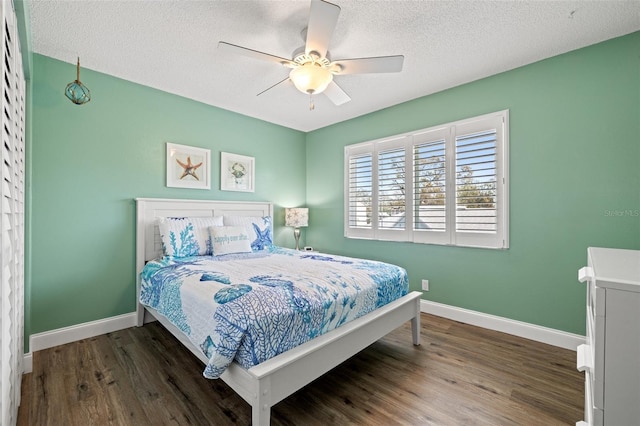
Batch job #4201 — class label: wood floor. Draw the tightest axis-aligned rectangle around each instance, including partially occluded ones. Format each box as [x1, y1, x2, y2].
[18, 313, 584, 425]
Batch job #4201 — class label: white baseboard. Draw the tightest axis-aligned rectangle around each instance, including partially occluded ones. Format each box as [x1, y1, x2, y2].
[22, 302, 584, 374]
[421, 300, 585, 351]
[24, 312, 138, 373]
[23, 352, 32, 374]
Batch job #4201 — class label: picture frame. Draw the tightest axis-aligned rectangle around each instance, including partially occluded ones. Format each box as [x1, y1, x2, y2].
[166, 143, 211, 190]
[220, 152, 255, 192]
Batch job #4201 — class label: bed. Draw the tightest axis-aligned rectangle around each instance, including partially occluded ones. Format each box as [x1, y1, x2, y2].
[135, 198, 422, 425]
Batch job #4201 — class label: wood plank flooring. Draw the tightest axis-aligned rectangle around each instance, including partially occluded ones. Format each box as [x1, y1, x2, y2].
[18, 313, 584, 425]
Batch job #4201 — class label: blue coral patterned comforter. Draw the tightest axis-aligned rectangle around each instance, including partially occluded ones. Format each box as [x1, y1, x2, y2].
[140, 246, 408, 379]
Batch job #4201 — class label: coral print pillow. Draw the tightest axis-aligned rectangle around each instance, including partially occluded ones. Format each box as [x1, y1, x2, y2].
[222, 216, 273, 251]
[158, 216, 223, 257]
[209, 226, 253, 255]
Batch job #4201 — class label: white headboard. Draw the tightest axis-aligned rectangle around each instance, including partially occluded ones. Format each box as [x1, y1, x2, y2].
[135, 198, 273, 324]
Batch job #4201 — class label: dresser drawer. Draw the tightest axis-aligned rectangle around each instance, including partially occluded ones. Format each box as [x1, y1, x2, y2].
[592, 309, 605, 409]
[584, 369, 604, 426]
[585, 268, 606, 317]
[586, 304, 595, 346]
[576, 343, 604, 412]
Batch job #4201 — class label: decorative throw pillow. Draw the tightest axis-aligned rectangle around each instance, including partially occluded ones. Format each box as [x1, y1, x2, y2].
[209, 226, 253, 255]
[223, 216, 273, 251]
[158, 216, 223, 257]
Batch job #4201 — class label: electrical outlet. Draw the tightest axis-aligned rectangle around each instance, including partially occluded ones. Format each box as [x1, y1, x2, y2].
[421, 279, 429, 291]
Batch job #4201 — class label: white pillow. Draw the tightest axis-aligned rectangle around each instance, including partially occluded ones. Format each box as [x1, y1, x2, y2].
[223, 216, 273, 251]
[158, 216, 223, 257]
[209, 226, 253, 255]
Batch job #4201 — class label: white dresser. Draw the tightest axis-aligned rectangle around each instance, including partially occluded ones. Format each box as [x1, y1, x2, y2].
[576, 247, 640, 426]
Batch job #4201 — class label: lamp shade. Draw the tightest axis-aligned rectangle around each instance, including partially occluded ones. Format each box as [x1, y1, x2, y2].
[289, 63, 333, 94]
[285, 208, 309, 227]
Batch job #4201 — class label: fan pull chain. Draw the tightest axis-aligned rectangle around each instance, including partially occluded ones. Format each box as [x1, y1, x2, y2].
[309, 92, 315, 111]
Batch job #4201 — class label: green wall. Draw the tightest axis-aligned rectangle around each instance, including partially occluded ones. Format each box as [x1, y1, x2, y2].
[30, 54, 306, 339]
[28, 32, 639, 348]
[306, 32, 640, 335]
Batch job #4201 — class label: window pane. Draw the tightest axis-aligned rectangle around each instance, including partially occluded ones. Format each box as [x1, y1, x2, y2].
[455, 130, 497, 233]
[378, 148, 405, 229]
[348, 154, 372, 228]
[414, 141, 446, 231]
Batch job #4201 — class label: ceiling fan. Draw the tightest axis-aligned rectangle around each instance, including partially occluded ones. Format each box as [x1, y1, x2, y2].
[218, 0, 404, 109]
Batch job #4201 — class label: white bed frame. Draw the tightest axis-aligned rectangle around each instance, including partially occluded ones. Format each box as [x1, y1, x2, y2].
[135, 198, 422, 425]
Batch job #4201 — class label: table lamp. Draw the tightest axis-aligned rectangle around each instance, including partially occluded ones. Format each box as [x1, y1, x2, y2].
[285, 208, 308, 250]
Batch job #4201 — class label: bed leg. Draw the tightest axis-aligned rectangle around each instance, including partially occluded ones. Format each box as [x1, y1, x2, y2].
[411, 299, 421, 346]
[253, 377, 271, 426]
[136, 303, 145, 327]
[252, 404, 270, 426]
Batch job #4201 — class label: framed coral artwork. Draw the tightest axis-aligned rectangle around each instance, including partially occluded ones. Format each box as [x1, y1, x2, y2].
[166, 143, 211, 189]
[220, 152, 255, 192]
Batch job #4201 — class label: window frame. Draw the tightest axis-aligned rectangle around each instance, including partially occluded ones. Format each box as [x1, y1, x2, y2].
[344, 110, 509, 250]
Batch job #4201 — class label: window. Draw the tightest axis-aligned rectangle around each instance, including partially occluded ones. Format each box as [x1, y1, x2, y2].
[344, 111, 508, 249]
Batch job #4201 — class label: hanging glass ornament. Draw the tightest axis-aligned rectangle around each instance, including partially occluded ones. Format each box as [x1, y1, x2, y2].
[65, 57, 91, 105]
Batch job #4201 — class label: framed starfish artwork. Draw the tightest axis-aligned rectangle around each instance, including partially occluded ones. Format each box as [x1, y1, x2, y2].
[220, 152, 255, 192]
[166, 143, 211, 189]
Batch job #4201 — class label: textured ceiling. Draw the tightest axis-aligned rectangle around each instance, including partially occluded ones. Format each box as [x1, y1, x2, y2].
[29, 0, 640, 132]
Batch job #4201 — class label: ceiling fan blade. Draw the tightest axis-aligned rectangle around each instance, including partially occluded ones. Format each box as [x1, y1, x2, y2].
[332, 55, 404, 75]
[257, 77, 291, 97]
[305, 0, 341, 58]
[218, 42, 295, 67]
[323, 81, 350, 105]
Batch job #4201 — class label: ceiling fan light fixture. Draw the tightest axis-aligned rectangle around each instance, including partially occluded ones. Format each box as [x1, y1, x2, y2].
[218, 0, 402, 107]
[290, 62, 333, 95]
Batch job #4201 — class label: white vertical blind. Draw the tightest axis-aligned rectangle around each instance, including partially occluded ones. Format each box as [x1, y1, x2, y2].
[0, 0, 25, 423]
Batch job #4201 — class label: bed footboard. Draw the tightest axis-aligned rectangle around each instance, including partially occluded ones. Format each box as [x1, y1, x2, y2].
[245, 290, 422, 425]
[142, 291, 421, 425]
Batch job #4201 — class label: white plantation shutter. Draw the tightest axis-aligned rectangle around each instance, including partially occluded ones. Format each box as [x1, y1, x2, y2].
[0, 0, 25, 424]
[375, 136, 410, 241]
[453, 115, 506, 249]
[412, 127, 450, 245]
[378, 147, 405, 230]
[414, 141, 446, 229]
[345, 137, 410, 241]
[345, 111, 508, 249]
[346, 143, 374, 238]
[455, 130, 497, 231]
